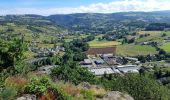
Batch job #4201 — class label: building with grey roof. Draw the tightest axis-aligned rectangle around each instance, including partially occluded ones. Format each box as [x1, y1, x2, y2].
[89, 67, 120, 76]
[116, 65, 140, 73]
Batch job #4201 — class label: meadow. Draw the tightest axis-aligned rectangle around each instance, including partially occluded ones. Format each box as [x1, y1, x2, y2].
[88, 34, 120, 48]
[160, 42, 170, 53]
[116, 44, 157, 56]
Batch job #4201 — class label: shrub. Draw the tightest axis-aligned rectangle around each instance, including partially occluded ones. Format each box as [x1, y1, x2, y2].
[81, 90, 94, 100]
[5, 76, 28, 93]
[0, 87, 18, 100]
[24, 76, 51, 95]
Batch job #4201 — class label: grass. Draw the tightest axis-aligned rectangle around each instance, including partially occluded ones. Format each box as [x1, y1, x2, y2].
[160, 42, 170, 53]
[88, 34, 120, 48]
[89, 40, 120, 48]
[136, 31, 163, 43]
[37, 43, 54, 48]
[24, 51, 36, 60]
[116, 44, 157, 56]
[64, 34, 89, 42]
[161, 67, 170, 72]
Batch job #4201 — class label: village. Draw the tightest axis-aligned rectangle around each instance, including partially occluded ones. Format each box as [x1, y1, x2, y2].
[80, 46, 142, 76]
[32, 45, 145, 76]
[26, 31, 170, 77]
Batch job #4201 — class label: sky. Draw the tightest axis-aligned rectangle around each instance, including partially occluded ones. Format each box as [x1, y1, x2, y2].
[0, 0, 170, 15]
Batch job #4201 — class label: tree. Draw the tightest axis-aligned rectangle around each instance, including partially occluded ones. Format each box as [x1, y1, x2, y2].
[51, 61, 96, 85]
[99, 74, 170, 100]
[139, 68, 145, 76]
[0, 39, 27, 68]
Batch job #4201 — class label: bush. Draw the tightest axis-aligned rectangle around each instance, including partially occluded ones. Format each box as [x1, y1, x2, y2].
[81, 90, 94, 100]
[0, 87, 18, 100]
[99, 74, 170, 100]
[51, 61, 97, 85]
[5, 76, 28, 93]
[24, 76, 51, 95]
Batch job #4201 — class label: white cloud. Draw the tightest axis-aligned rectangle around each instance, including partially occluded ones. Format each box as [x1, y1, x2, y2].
[0, 0, 170, 15]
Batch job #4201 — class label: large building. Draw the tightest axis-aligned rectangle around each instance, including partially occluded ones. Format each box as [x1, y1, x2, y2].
[86, 46, 117, 55]
[89, 66, 120, 76]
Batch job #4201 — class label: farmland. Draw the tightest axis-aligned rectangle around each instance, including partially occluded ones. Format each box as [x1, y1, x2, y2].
[88, 34, 120, 48]
[88, 40, 120, 48]
[136, 31, 163, 43]
[116, 44, 157, 56]
[160, 42, 170, 53]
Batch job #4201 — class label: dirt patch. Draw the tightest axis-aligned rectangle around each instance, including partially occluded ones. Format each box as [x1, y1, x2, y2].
[86, 46, 116, 55]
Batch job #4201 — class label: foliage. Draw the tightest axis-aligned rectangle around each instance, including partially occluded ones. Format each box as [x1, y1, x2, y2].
[25, 76, 51, 95]
[0, 86, 18, 100]
[99, 74, 170, 100]
[63, 39, 89, 61]
[14, 61, 31, 75]
[24, 75, 72, 100]
[81, 90, 94, 100]
[0, 39, 27, 68]
[51, 61, 97, 85]
[5, 76, 28, 93]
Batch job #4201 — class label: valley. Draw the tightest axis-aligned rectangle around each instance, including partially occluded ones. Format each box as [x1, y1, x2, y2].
[1, 11, 170, 100]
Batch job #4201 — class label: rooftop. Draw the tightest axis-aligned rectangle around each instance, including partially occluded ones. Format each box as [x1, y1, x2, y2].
[84, 59, 92, 64]
[90, 68, 114, 76]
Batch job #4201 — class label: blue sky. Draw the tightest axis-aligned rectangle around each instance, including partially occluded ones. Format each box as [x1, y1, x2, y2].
[0, 0, 170, 15]
[0, 0, 117, 8]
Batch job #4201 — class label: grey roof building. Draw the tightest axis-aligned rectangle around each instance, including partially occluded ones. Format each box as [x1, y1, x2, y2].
[89, 67, 120, 76]
[116, 65, 140, 73]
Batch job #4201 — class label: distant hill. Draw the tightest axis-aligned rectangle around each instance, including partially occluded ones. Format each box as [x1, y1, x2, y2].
[0, 15, 67, 43]
[48, 11, 170, 33]
[1, 10, 170, 34]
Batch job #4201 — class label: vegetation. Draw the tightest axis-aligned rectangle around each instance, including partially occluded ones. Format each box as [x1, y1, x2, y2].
[160, 42, 170, 53]
[99, 74, 170, 100]
[51, 61, 97, 85]
[89, 40, 120, 48]
[1, 11, 170, 100]
[117, 44, 157, 56]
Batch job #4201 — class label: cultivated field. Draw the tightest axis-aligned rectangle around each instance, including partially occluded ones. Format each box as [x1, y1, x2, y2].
[116, 44, 157, 56]
[88, 40, 120, 48]
[86, 46, 116, 55]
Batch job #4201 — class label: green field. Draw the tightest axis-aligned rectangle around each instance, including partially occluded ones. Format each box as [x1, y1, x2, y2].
[160, 42, 170, 53]
[88, 34, 120, 48]
[136, 31, 163, 43]
[117, 44, 157, 56]
[88, 40, 120, 48]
